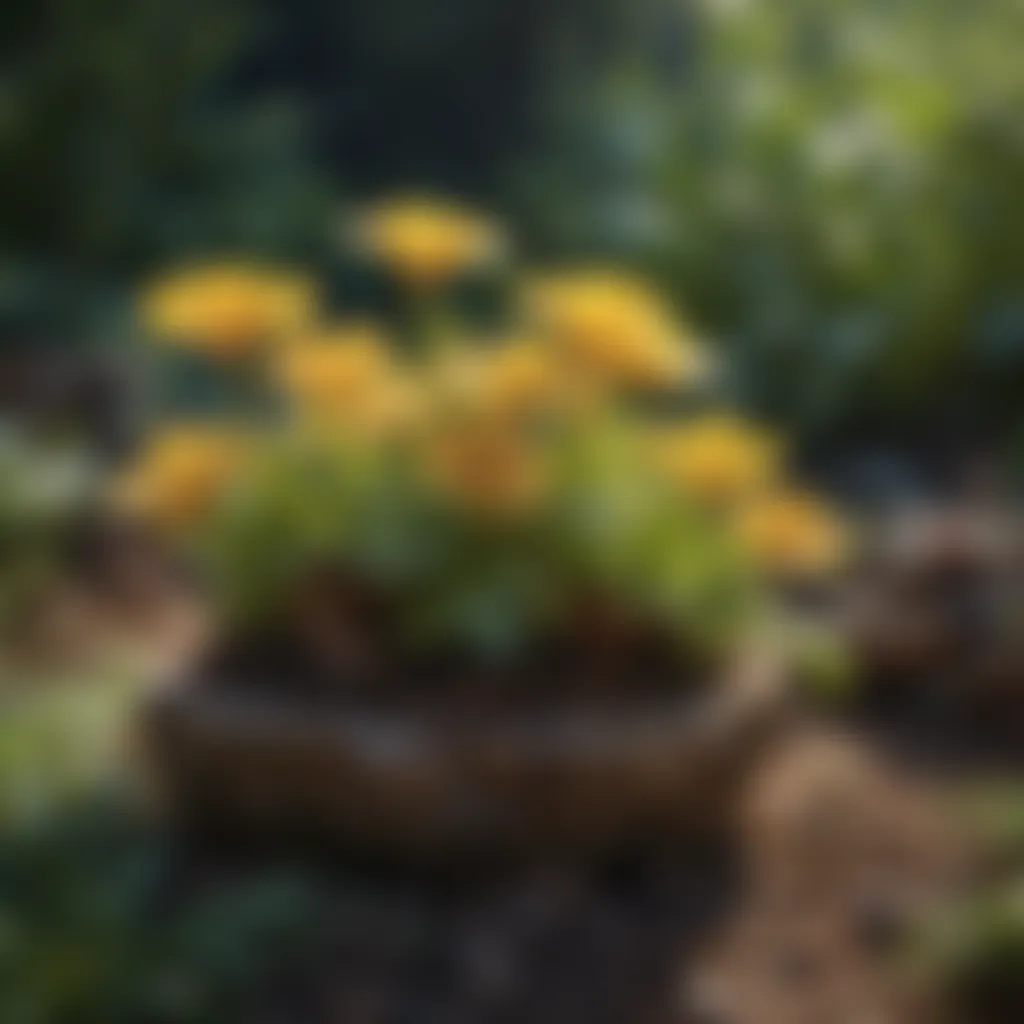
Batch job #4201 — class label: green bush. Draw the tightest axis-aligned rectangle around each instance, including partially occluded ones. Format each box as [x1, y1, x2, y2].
[0, 801, 323, 1024]
[0, 431, 96, 637]
[660, 0, 1024, 431]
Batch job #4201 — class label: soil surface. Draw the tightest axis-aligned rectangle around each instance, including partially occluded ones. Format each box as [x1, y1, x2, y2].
[687, 722, 975, 1024]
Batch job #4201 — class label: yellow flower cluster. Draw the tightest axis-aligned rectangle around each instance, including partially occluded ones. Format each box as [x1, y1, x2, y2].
[658, 415, 780, 505]
[354, 196, 504, 292]
[736, 492, 849, 579]
[428, 342, 565, 426]
[114, 427, 249, 533]
[141, 261, 316, 361]
[655, 414, 846, 578]
[126, 197, 847, 574]
[527, 269, 706, 391]
[422, 424, 551, 517]
[276, 323, 421, 439]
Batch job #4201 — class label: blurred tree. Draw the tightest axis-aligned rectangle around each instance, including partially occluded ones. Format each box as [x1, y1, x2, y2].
[0, 0, 322, 339]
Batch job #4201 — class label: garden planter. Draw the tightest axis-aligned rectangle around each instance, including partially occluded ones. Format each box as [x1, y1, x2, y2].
[129, 216, 838, 861]
[144, 650, 787, 859]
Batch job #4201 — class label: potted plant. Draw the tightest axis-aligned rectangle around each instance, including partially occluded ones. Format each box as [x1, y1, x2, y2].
[122, 198, 847, 857]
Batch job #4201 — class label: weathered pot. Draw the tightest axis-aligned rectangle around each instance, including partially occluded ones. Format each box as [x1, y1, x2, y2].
[144, 653, 788, 859]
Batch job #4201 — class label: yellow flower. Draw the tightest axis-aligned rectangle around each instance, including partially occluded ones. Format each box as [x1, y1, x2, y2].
[355, 196, 504, 291]
[527, 269, 704, 390]
[141, 262, 316, 360]
[276, 324, 422, 439]
[277, 324, 391, 409]
[659, 415, 781, 505]
[114, 427, 249, 532]
[429, 341, 566, 426]
[735, 491, 849, 578]
[422, 426, 550, 517]
[488, 342, 578, 420]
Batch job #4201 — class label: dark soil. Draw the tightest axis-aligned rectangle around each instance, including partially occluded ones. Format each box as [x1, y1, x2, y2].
[202, 629, 715, 713]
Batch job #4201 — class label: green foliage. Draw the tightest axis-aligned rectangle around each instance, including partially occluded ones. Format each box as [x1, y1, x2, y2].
[660, 0, 1024, 430]
[926, 882, 1024, 1017]
[201, 421, 760, 667]
[0, 674, 134, 824]
[925, 789, 1024, 1014]
[0, 667, 324, 1024]
[960, 787, 1024, 869]
[0, 800, 323, 1024]
[783, 618, 857, 705]
[0, 0, 325, 338]
[0, 431, 95, 633]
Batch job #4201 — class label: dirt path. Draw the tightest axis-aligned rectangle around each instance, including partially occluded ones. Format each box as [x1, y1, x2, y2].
[683, 723, 975, 1024]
